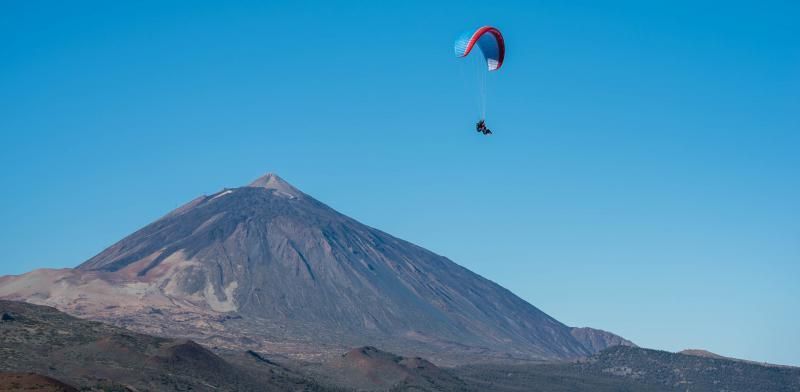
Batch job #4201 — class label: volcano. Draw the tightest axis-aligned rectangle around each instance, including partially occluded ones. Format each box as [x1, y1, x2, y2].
[0, 173, 631, 363]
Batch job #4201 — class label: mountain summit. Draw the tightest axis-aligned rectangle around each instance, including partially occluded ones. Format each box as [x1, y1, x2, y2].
[0, 173, 629, 363]
[247, 173, 303, 199]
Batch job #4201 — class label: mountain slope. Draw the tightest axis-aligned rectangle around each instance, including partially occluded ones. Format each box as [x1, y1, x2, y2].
[312, 346, 467, 390]
[455, 346, 800, 392]
[570, 327, 636, 353]
[573, 345, 800, 391]
[0, 173, 626, 363]
[0, 300, 330, 391]
[0, 373, 77, 392]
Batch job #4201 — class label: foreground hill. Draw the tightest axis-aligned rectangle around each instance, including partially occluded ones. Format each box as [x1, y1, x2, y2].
[300, 346, 467, 391]
[572, 345, 800, 392]
[0, 300, 330, 391]
[0, 373, 77, 392]
[2, 300, 796, 391]
[455, 345, 800, 392]
[0, 173, 629, 363]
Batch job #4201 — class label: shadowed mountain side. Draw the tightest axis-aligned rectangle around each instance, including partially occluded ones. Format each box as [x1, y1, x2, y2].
[0, 300, 332, 391]
[454, 363, 671, 392]
[2, 300, 795, 391]
[312, 344, 800, 392]
[0, 373, 77, 392]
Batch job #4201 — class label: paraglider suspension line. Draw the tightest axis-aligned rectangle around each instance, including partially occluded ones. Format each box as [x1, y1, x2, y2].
[475, 52, 487, 120]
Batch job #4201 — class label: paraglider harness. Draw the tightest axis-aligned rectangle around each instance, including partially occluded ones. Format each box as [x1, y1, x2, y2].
[476, 119, 492, 135]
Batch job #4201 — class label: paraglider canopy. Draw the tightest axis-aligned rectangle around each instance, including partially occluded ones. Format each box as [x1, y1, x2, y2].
[454, 26, 505, 71]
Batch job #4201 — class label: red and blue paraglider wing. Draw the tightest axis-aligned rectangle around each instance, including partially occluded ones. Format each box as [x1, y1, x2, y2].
[454, 26, 505, 71]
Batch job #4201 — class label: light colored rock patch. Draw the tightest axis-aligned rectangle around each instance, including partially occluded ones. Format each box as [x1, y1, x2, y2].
[0, 268, 177, 317]
[0, 251, 234, 319]
[146, 251, 201, 284]
[154, 251, 238, 312]
[204, 280, 238, 312]
[160, 252, 203, 297]
[0, 269, 75, 303]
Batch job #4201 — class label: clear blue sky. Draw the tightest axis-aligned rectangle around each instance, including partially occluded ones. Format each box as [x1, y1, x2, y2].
[1, 1, 798, 365]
